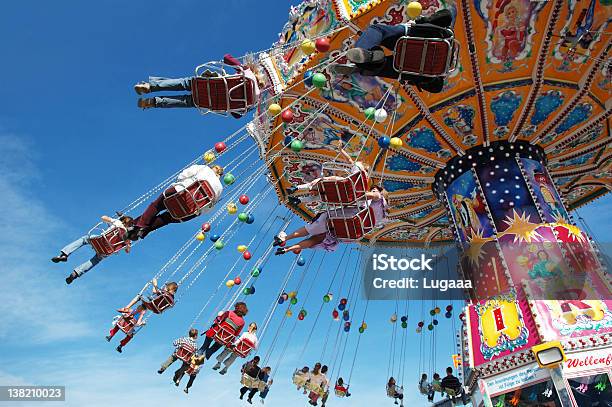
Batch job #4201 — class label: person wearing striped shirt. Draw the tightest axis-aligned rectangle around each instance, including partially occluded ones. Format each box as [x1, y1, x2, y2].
[158, 328, 199, 374]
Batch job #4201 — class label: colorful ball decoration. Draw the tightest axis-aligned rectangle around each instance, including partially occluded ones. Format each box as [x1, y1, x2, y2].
[290, 297, 298, 305]
[243, 251, 252, 260]
[344, 321, 351, 332]
[278, 296, 285, 304]
[418, 321, 425, 327]
[340, 298, 348, 305]
[214, 142, 227, 153]
[237, 245, 248, 253]
[445, 312, 452, 318]
[315, 37, 330, 52]
[303, 71, 314, 87]
[223, 173, 236, 185]
[374, 108, 388, 123]
[428, 324, 434, 331]
[359, 326, 365, 333]
[378, 136, 391, 149]
[401, 321, 408, 329]
[214, 240, 224, 250]
[434, 307, 441, 314]
[296, 256, 306, 266]
[323, 293, 332, 303]
[400, 316, 408, 323]
[338, 303, 346, 311]
[248, 285, 255, 295]
[201, 222, 211, 232]
[268, 103, 282, 116]
[390, 137, 403, 149]
[227, 203, 238, 214]
[332, 309, 339, 319]
[416, 327, 422, 333]
[390, 314, 398, 323]
[246, 214, 255, 224]
[459, 312, 466, 321]
[433, 319, 439, 325]
[290, 139, 304, 152]
[288, 291, 297, 299]
[251, 267, 260, 277]
[407, 1, 423, 18]
[234, 277, 242, 285]
[210, 234, 220, 242]
[286, 309, 293, 317]
[364, 107, 376, 120]
[301, 39, 316, 54]
[281, 293, 289, 301]
[343, 310, 350, 321]
[243, 287, 251, 295]
[226, 280, 235, 288]
[361, 322, 367, 330]
[281, 109, 294, 123]
[204, 151, 216, 163]
[312, 73, 327, 89]
[239, 195, 249, 205]
[196, 232, 205, 241]
[238, 213, 248, 222]
[429, 309, 436, 316]
[298, 313, 305, 321]
[446, 305, 453, 312]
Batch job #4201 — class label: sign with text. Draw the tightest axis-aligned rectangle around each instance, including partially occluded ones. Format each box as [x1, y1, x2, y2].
[485, 363, 550, 395]
[563, 347, 612, 375]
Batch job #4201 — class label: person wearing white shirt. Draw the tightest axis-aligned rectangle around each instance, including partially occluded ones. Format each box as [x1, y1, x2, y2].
[212, 322, 258, 375]
[51, 215, 134, 284]
[134, 164, 224, 238]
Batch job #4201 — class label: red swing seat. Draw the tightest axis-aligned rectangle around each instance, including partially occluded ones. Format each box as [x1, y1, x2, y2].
[232, 338, 255, 358]
[316, 170, 368, 204]
[88, 223, 128, 257]
[175, 343, 197, 363]
[163, 180, 216, 220]
[327, 205, 375, 241]
[191, 64, 256, 115]
[213, 318, 240, 346]
[116, 314, 137, 334]
[393, 26, 460, 78]
[143, 291, 175, 314]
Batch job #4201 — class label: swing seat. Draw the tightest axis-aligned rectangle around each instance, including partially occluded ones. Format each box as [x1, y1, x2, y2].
[335, 388, 348, 397]
[241, 373, 260, 388]
[116, 314, 137, 334]
[163, 180, 216, 221]
[328, 206, 375, 240]
[213, 319, 240, 346]
[88, 223, 128, 257]
[316, 170, 368, 204]
[393, 26, 460, 78]
[175, 343, 196, 363]
[232, 338, 255, 358]
[143, 291, 175, 314]
[185, 364, 199, 376]
[292, 373, 308, 387]
[191, 66, 256, 115]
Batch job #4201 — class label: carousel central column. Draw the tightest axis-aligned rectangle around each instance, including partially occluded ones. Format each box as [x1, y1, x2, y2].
[433, 140, 609, 406]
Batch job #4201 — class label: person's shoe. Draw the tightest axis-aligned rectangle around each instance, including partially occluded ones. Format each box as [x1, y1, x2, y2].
[309, 401, 317, 406]
[157, 369, 164, 374]
[105, 335, 112, 342]
[273, 231, 287, 247]
[134, 82, 151, 95]
[184, 388, 189, 394]
[52, 253, 68, 263]
[116, 345, 123, 353]
[331, 63, 359, 76]
[288, 196, 301, 206]
[347, 47, 385, 64]
[247, 398, 253, 404]
[212, 362, 221, 370]
[286, 186, 298, 195]
[137, 98, 156, 109]
[239, 394, 244, 400]
[219, 368, 227, 375]
[274, 248, 286, 256]
[174, 379, 180, 387]
[65, 271, 78, 285]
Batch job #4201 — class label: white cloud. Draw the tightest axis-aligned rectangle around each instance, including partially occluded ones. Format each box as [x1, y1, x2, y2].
[0, 133, 94, 343]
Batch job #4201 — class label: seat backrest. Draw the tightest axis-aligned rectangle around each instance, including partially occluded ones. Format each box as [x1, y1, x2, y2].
[191, 74, 255, 112]
[214, 319, 239, 345]
[149, 291, 175, 314]
[163, 181, 213, 220]
[175, 343, 196, 362]
[90, 227, 127, 257]
[233, 338, 255, 357]
[328, 206, 375, 240]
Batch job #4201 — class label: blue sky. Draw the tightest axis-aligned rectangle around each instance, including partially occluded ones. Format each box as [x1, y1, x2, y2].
[1, 1, 611, 407]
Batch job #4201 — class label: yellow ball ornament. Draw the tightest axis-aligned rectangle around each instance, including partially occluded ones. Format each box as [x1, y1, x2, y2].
[203, 151, 216, 163]
[226, 280, 235, 288]
[227, 203, 238, 215]
[286, 309, 293, 317]
[301, 39, 316, 55]
[196, 232, 206, 241]
[268, 103, 282, 116]
[407, 1, 422, 18]
[237, 245, 248, 253]
[390, 137, 403, 149]
[288, 291, 297, 299]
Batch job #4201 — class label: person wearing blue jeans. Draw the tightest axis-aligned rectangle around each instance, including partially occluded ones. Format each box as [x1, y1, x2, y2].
[333, 9, 453, 93]
[52, 215, 134, 284]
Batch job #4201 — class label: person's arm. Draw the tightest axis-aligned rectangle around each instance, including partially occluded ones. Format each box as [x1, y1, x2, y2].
[101, 215, 114, 224]
[332, 140, 354, 164]
[176, 165, 200, 183]
[365, 190, 382, 200]
[151, 278, 161, 294]
[124, 240, 131, 254]
[136, 311, 146, 326]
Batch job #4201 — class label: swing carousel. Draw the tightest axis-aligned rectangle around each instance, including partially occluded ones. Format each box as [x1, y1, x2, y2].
[60, 0, 612, 405]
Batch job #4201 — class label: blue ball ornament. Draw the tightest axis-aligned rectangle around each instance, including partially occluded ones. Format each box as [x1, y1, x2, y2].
[343, 310, 350, 321]
[246, 214, 255, 224]
[433, 319, 439, 325]
[378, 136, 391, 149]
[445, 312, 452, 318]
[400, 316, 408, 323]
[210, 234, 220, 242]
[297, 256, 306, 266]
[338, 303, 346, 311]
[304, 70, 314, 87]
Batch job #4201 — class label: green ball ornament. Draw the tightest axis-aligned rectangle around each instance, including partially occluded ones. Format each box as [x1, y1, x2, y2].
[290, 297, 298, 305]
[214, 241, 224, 250]
[428, 324, 434, 331]
[223, 173, 236, 185]
[430, 309, 436, 316]
[323, 294, 330, 303]
[364, 107, 376, 120]
[401, 321, 408, 329]
[300, 309, 308, 317]
[359, 327, 365, 333]
[238, 213, 248, 222]
[312, 73, 327, 89]
[251, 268, 260, 277]
[243, 287, 251, 295]
[290, 139, 304, 152]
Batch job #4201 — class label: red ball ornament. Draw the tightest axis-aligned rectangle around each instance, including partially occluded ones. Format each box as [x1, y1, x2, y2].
[243, 251, 252, 260]
[239, 195, 249, 205]
[201, 222, 211, 232]
[234, 277, 242, 285]
[315, 37, 330, 52]
[340, 298, 348, 305]
[214, 142, 227, 153]
[332, 310, 339, 318]
[281, 109, 294, 123]
[298, 314, 305, 321]
[292, 248, 302, 254]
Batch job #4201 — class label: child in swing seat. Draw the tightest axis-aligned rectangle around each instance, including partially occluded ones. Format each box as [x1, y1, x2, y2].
[106, 305, 146, 353]
[335, 377, 351, 397]
[118, 278, 178, 317]
[293, 366, 310, 393]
